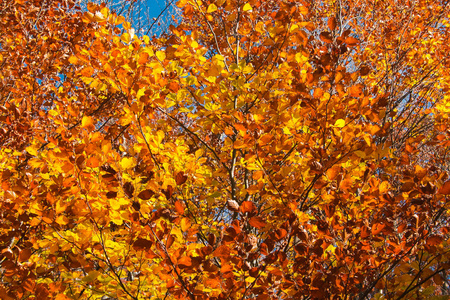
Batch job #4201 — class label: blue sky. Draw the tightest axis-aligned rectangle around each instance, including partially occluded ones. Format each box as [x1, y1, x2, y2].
[107, 0, 180, 36]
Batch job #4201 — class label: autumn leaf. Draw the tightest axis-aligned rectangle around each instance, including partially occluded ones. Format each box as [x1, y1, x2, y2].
[240, 201, 256, 214]
[175, 172, 188, 185]
[138, 189, 154, 200]
[2, 0, 450, 298]
[180, 217, 191, 231]
[178, 256, 192, 268]
[249, 216, 266, 229]
[242, 3, 252, 12]
[207, 4, 217, 13]
[344, 36, 360, 46]
[334, 119, 345, 128]
[227, 199, 239, 211]
[133, 238, 153, 250]
[174, 200, 185, 214]
[426, 235, 443, 246]
[81, 116, 95, 130]
[371, 223, 385, 235]
[212, 245, 230, 258]
[328, 17, 337, 31]
[82, 271, 101, 283]
[438, 180, 450, 194]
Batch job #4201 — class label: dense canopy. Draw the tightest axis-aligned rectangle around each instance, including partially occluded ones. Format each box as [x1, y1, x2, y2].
[1, 0, 450, 299]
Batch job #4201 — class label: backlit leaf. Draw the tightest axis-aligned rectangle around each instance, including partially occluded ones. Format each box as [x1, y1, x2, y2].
[334, 119, 345, 128]
[249, 216, 266, 229]
[242, 3, 252, 11]
[207, 4, 217, 13]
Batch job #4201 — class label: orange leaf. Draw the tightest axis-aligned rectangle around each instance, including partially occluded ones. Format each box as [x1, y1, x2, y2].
[19, 248, 32, 262]
[326, 166, 340, 180]
[81, 116, 95, 130]
[252, 170, 263, 180]
[212, 245, 230, 258]
[168, 81, 180, 93]
[23, 278, 35, 292]
[328, 16, 337, 31]
[249, 216, 266, 229]
[371, 223, 385, 235]
[426, 235, 443, 246]
[166, 235, 175, 248]
[178, 256, 192, 268]
[240, 201, 256, 214]
[344, 36, 359, 46]
[86, 156, 100, 168]
[349, 84, 364, 98]
[438, 180, 450, 194]
[174, 200, 185, 214]
[320, 31, 333, 43]
[259, 134, 273, 145]
[221, 263, 233, 273]
[138, 52, 149, 64]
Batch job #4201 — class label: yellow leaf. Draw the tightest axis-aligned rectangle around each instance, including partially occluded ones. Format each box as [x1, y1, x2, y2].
[82, 271, 101, 283]
[180, 217, 191, 231]
[82, 116, 95, 129]
[55, 215, 69, 225]
[242, 3, 252, 11]
[121, 32, 130, 44]
[110, 199, 121, 210]
[26, 146, 38, 156]
[334, 119, 345, 128]
[156, 51, 166, 61]
[120, 157, 136, 169]
[379, 181, 390, 193]
[207, 3, 217, 13]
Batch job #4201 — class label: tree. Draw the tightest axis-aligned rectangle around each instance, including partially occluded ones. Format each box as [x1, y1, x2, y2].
[1, 0, 450, 298]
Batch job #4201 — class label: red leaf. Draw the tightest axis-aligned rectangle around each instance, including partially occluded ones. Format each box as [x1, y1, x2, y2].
[162, 185, 173, 199]
[138, 189, 154, 200]
[133, 238, 153, 250]
[106, 191, 117, 199]
[123, 182, 134, 198]
[175, 172, 188, 185]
